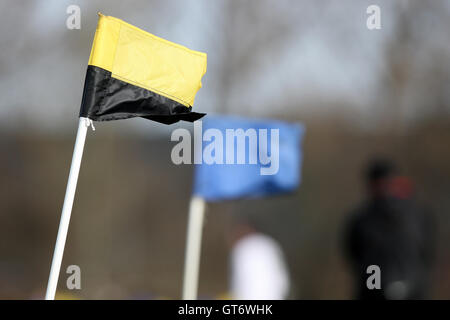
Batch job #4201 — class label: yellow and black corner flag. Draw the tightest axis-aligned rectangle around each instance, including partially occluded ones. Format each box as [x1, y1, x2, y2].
[79, 13, 207, 125]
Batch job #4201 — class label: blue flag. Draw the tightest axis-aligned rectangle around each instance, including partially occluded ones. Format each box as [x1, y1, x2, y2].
[193, 116, 305, 201]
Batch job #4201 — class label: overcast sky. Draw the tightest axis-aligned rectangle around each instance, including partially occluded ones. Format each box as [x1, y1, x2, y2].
[0, 0, 448, 135]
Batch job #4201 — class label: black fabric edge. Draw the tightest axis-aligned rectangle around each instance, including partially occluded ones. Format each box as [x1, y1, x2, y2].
[79, 65, 206, 125]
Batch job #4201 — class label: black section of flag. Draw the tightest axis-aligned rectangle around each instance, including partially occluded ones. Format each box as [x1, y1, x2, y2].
[79, 65, 206, 125]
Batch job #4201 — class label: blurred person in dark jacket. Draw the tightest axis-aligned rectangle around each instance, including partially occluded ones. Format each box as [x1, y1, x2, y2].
[344, 159, 435, 299]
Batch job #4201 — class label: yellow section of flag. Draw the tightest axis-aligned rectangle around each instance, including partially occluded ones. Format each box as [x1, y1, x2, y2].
[88, 13, 207, 107]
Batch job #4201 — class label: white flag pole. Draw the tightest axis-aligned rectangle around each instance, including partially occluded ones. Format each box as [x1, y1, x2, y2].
[182, 196, 206, 299]
[45, 117, 93, 300]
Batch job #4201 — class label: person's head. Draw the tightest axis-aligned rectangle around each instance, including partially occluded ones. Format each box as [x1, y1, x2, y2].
[365, 158, 397, 198]
[364, 158, 414, 200]
[227, 215, 259, 247]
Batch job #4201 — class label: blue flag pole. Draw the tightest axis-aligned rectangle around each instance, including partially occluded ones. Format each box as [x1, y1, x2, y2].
[182, 196, 206, 299]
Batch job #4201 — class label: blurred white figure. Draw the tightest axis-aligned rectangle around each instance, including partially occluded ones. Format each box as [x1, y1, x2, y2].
[230, 222, 290, 300]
